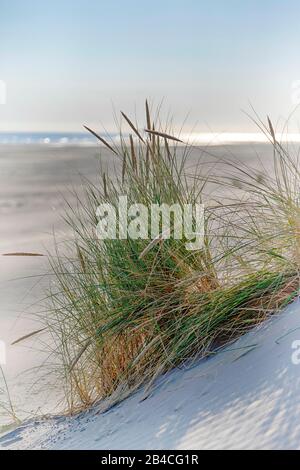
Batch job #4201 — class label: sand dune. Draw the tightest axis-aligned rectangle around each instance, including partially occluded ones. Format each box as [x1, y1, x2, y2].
[1, 298, 300, 449]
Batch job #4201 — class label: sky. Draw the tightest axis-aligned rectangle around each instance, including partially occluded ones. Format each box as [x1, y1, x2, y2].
[1, 0, 300, 134]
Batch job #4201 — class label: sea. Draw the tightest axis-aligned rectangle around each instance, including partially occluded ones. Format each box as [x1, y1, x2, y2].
[0, 132, 107, 146]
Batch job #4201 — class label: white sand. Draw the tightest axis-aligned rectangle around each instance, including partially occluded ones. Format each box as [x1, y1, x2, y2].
[1, 300, 300, 449]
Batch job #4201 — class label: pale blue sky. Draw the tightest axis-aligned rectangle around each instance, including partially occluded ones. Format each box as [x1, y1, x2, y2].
[1, 0, 300, 132]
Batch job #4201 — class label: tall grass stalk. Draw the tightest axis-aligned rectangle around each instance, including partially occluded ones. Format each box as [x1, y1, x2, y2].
[0, 366, 19, 425]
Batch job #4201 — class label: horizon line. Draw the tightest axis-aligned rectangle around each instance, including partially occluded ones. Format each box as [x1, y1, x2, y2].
[1, 131, 300, 145]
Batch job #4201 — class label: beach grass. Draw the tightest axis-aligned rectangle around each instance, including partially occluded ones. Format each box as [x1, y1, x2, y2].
[41, 103, 300, 412]
[0, 366, 20, 425]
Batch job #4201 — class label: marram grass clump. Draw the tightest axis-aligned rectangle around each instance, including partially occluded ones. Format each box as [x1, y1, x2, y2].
[43, 104, 299, 412]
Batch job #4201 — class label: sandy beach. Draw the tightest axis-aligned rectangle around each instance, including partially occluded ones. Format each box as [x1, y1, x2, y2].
[2, 143, 300, 449]
[0, 144, 102, 426]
